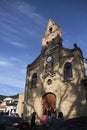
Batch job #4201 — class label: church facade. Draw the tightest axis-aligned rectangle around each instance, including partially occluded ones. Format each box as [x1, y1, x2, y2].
[24, 19, 87, 121]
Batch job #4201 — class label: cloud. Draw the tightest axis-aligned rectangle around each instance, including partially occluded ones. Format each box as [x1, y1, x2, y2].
[0, 36, 26, 48]
[0, 76, 25, 89]
[0, 60, 13, 67]
[0, 0, 46, 49]
[0, 0, 47, 95]
[18, 4, 46, 27]
[10, 41, 26, 48]
[0, 83, 24, 96]
[0, 0, 46, 27]
[0, 57, 26, 92]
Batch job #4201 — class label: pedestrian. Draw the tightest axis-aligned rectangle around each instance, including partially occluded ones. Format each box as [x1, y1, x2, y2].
[58, 111, 64, 121]
[47, 107, 52, 126]
[31, 112, 36, 130]
[41, 110, 47, 130]
[54, 112, 64, 130]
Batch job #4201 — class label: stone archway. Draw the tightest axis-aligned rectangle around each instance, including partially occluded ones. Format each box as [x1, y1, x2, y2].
[42, 92, 56, 113]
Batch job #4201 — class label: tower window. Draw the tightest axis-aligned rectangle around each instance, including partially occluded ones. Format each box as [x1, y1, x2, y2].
[46, 41, 49, 45]
[64, 62, 72, 80]
[31, 73, 37, 88]
[49, 27, 53, 33]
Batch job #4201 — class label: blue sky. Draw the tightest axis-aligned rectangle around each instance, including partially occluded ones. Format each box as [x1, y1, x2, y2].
[0, 0, 87, 96]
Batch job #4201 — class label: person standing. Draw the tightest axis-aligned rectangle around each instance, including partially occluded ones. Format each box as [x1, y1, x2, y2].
[41, 110, 48, 130]
[31, 112, 36, 130]
[58, 112, 64, 121]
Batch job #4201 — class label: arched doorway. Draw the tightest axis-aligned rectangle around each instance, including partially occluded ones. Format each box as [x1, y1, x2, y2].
[42, 92, 56, 114]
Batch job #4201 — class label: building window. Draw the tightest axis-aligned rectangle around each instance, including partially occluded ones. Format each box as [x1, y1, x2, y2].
[49, 27, 53, 33]
[64, 62, 72, 80]
[31, 73, 37, 88]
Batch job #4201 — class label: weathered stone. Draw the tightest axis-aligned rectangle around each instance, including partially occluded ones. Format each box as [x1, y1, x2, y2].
[24, 19, 87, 122]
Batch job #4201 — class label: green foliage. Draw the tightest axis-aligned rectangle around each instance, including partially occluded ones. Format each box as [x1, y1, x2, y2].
[0, 94, 19, 100]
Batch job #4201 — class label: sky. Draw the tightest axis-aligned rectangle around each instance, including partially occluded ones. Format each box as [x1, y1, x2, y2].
[0, 0, 87, 96]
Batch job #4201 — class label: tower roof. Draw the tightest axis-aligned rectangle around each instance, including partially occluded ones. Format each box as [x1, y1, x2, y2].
[45, 18, 61, 36]
[47, 18, 55, 27]
[42, 18, 62, 50]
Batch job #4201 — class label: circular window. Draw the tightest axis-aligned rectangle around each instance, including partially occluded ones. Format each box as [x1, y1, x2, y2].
[47, 79, 52, 85]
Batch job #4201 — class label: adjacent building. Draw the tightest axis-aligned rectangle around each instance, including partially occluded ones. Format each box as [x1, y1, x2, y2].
[0, 94, 24, 117]
[17, 93, 24, 117]
[0, 97, 18, 114]
[24, 19, 87, 122]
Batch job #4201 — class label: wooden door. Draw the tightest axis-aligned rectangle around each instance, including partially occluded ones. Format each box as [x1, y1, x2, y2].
[42, 93, 56, 113]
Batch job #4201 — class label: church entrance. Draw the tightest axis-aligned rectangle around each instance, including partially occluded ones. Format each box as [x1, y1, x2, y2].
[42, 92, 56, 114]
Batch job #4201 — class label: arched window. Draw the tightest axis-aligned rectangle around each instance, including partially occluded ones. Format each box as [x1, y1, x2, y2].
[64, 62, 72, 80]
[31, 73, 37, 88]
[49, 27, 53, 33]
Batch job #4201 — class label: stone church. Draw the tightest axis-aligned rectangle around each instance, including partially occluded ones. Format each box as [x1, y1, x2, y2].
[24, 19, 87, 121]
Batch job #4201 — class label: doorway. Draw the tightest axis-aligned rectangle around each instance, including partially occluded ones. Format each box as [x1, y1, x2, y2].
[42, 92, 56, 113]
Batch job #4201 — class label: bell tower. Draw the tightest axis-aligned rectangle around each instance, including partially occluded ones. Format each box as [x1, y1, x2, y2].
[42, 19, 62, 51]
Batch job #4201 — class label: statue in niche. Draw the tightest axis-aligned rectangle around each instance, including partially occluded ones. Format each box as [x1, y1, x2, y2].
[42, 61, 55, 79]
